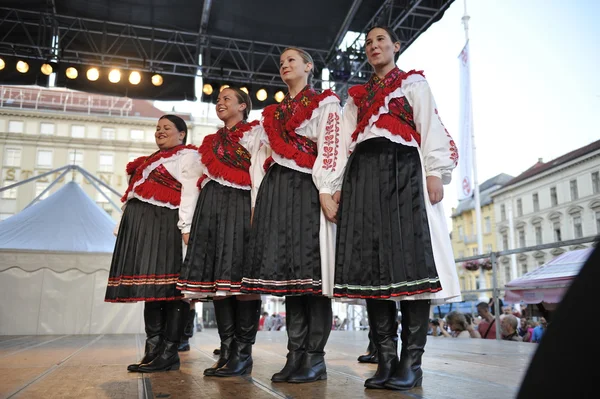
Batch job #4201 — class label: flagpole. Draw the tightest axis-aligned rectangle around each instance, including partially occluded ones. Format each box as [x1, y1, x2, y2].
[462, 0, 486, 301]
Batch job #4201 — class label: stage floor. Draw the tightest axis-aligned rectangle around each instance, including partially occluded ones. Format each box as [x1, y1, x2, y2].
[0, 330, 534, 399]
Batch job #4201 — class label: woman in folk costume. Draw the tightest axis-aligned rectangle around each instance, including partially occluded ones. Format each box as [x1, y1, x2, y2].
[177, 87, 265, 377]
[105, 114, 202, 373]
[241, 47, 343, 383]
[332, 26, 461, 391]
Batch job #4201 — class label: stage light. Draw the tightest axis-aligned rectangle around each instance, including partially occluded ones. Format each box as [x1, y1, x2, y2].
[16, 60, 29, 73]
[274, 91, 285, 103]
[0, 58, 4, 71]
[66, 67, 78, 79]
[129, 71, 141, 85]
[40, 63, 53, 75]
[256, 88, 267, 101]
[202, 83, 213, 95]
[240, 87, 249, 94]
[219, 84, 230, 92]
[108, 69, 121, 83]
[152, 74, 163, 86]
[86, 67, 99, 81]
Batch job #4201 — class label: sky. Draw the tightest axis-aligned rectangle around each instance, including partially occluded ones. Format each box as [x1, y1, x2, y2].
[154, 0, 600, 230]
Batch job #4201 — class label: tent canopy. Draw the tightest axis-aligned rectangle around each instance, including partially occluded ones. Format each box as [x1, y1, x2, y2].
[0, 181, 116, 253]
[504, 248, 594, 304]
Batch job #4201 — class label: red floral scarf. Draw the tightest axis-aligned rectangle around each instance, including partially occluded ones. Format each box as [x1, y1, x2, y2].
[198, 120, 259, 188]
[263, 86, 338, 170]
[122, 144, 197, 206]
[349, 67, 423, 144]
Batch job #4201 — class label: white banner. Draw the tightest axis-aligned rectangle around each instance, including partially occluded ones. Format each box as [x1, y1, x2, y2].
[457, 41, 473, 200]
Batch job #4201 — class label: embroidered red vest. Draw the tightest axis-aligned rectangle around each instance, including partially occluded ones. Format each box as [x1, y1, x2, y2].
[349, 67, 424, 145]
[197, 120, 259, 188]
[263, 86, 338, 171]
[122, 144, 197, 207]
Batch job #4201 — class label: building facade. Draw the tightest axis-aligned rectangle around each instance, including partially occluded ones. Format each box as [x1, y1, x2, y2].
[450, 174, 513, 296]
[0, 85, 217, 221]
[491, 140, 600, 288]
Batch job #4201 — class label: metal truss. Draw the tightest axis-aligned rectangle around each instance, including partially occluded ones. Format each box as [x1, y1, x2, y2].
[0, 1, 452, 91]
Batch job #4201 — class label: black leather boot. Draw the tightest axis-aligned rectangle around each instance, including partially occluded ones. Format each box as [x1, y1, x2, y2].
[214, 299, 261, 377]
[364, 299, 398, 389]
[357, 329, 378, 364]
[204, 297, 237, 376]
[271, 296, 309, 382]
[287, 296, 332, 383]
[178, 307, 196, 351]
[138, 300, 190, 373]
[128, 301, 165, 372]
[384, 300, 430, 391]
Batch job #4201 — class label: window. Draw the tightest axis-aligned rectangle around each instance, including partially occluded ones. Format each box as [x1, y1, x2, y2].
[535, 225, 543, 245]
[458, 251, 464, 258]
[68, 150, 84, 166]
[550, 187, 558, 207]
[500, 204, 506, 221]
[96, 186, 112, 203]
[596, 211, 600, 234]
[516, 198, 523, 217]
[0, 213, 14, 221]
[486, 244, 493, 253]
[484, 217, 491, 234]
[98, 153, 114, 172]
[520, 262, 528, 276]
[1, 182, 17, 199]
[128, 153, 145, 162]
[8, 121, 24, 133]
[71, 125, 85, 138]
[533, 193, 539, 212]
[570, 180, 578, 201]
[518, 228, 526, 248]
[472, 247, 478, 256]
[502, 233, 509, 251]
[573, 216, 583, 239]
[3, 148, 22, 167]
[505, 266, 512, 284]
[592, 172, 600, 195]
[35, 182, 50, 199]
[40, 122, 55, 135]
[553, 221, 562, 242]
[36, 149, 53, 168]
[101, 127, 116, 140]
[130, 129, 145, 141]
[458, 225, 464, 240]
[537, 258, 545, 266]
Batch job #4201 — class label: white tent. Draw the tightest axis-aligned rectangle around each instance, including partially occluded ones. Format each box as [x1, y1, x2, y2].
[0, 181, 143, 335]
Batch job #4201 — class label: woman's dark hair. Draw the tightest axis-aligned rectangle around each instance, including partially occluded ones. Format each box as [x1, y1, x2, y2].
[282, 47, 315, 85]
[159, 114, 188, 144]
[226, 87, 253, 121]
[367, 25, 401, 62]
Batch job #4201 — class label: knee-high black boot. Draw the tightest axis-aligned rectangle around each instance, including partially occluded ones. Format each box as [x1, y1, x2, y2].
[138, 300, 190, 373]
[204, 297, 237, 376]
[287, 296, 332, 383]
[214, 299, 261, 377]
[384, 300, 430, 390]
[357, 329, 378, 364]
[178, 307, 196, 352]
[271, 296, 309, 382]
[363, 299, 398, 389]
[128, 301, 165, 372]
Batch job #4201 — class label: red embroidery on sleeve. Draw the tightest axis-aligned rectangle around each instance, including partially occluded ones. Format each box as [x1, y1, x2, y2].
[434, 108, 459, 165]
[322, 112, 340, 171]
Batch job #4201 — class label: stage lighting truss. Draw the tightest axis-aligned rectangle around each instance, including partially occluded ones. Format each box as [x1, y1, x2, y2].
[0, 58, 5, 71]
[86, 67, 100, 81]
[108, 69, 121, 83]
[128, 71, 141, 85]
[16, 60, 29, 73]
[151, 74, 163, 86]
[40, 63, 53, 76]
[202, 83, 213, 95]
[274, 91, 285, 103]
[65, 67, 78, 79]
[256, 88, 267, 102]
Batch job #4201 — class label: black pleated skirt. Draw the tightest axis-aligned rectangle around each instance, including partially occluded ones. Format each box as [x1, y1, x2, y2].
[178, 180, 250, 293]
[241, 164, 322, 296]
[333, 138, 441, 299]
[105, 199, 184, 302]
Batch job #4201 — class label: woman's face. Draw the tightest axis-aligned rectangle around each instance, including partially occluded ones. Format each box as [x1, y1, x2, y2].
[155, 118, 184, 150]
[280, 49, 312, 85]
[365, 28, 400, 69]
[216, 88, 246, 124]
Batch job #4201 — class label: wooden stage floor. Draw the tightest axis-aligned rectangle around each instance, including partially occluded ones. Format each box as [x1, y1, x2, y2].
[0, 330, 535, 399]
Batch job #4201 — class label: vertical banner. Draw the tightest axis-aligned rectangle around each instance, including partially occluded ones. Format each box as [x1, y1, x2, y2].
[457, 41, 473, 200]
